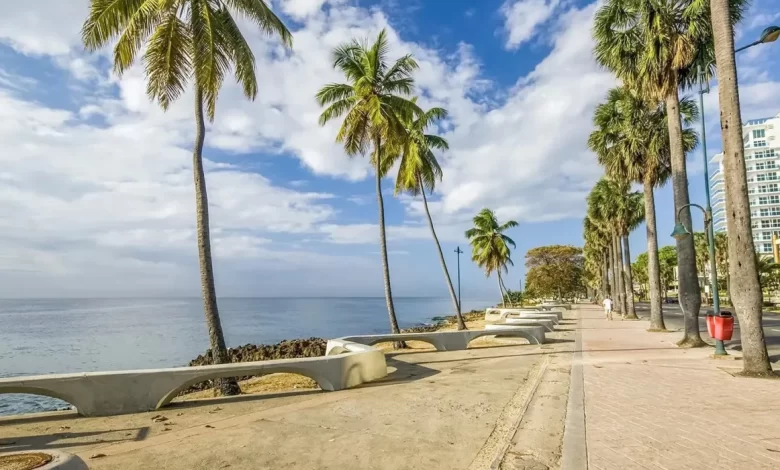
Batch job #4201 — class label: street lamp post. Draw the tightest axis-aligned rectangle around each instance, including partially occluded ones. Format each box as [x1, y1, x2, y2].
[671, 204, 727, 356]
[454, 247, 463, 315]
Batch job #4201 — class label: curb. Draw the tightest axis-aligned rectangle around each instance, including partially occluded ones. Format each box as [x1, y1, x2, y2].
[562, 310, 587, 470]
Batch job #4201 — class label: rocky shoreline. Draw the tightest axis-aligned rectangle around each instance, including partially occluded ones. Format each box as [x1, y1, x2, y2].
[182, 310, 486, 394]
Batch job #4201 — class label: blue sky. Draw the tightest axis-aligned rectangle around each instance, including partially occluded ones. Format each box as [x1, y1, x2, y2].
[0, 0, 778, 300]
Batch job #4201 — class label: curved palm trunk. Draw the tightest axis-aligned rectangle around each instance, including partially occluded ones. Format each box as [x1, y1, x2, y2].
[193, 91, 239, 396]
[419, 179, 466, 330]
[644, 179, 666, 331]
[665, 86, 705, 347]
[615, 232, 628, 316]
[622, 233, 638, 319]
[497, 272, 506, 307]
[374, 137, 402, 343]
[710, 0, 771, 373]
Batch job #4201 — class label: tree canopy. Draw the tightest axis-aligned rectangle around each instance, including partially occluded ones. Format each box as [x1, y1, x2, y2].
[524, 245, 585, 300]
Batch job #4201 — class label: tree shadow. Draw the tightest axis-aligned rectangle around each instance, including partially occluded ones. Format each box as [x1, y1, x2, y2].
[0, 427, 149, 452]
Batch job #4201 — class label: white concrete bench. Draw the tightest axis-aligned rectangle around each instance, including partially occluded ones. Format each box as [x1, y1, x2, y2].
[538, 303, 572, 310]
[485, 308, 563, 323]
[331, 326, 545, 353]
[495, 317, 556, 332]
[0, 340, 386, 417]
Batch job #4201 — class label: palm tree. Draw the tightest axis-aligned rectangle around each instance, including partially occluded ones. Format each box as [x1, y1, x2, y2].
[81, 0, 292, 395]
[587, 178, 643, 319]
[387, 102, 467, 329]
[584, 216, 612, 301]
[592, 0, 744, 346]
[588, 86, 698, 329]
[316, 30, 421, 338]
[710, 0, 771, 374]
[465, 209, 518, 306]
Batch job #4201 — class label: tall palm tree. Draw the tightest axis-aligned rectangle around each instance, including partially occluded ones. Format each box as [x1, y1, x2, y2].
[710, 0, 771, 374]
[465, 209, 518, 306]
[81, 0, 292, 395]
[386, 102, 467, 329]
[588, 86, 698, 329]
[592, 0, 746, 346]
[316, 30, 421, 338]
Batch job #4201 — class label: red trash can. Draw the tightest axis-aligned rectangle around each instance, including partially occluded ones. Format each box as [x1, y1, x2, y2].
[705, 313, 715, 338]
[713, 312, 734, 341]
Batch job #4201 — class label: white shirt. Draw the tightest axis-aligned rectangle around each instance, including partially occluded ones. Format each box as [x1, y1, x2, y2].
[602, 299, 613, 310]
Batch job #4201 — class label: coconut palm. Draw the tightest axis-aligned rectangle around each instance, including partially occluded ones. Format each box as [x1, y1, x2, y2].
[465, 209, 518, 306]
[385, 102, 467, 329]
[592, 0, 747, 346]
[316, 29, 421, 337]
[584, 216, 612, 301]
[588, 86, 698, 329]
[81, 0, 292, 395]
[710, 0, 771, 374]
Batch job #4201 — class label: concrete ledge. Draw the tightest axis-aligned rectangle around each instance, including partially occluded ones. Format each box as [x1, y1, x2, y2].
[0, 340, 387, 417]
[538, 303, 572, 310]
[334, 327, 546, 352]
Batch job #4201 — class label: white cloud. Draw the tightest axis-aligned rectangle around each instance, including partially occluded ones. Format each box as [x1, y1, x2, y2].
[500, 0, 561, 50]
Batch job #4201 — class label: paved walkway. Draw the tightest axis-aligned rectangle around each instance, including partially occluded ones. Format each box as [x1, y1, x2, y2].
[578, 305, 780, 470]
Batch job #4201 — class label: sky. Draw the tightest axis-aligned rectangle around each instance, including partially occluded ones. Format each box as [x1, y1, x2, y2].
[0, 0, 779, 299]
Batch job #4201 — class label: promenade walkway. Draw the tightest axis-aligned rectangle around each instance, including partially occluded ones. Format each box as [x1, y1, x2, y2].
[575, 305, 780, 470]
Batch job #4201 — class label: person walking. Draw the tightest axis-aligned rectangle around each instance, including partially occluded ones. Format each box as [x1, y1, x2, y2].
[602, 296, 613, 321]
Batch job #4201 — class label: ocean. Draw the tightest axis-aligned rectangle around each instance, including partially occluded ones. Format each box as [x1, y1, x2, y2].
[0, 297, 490, 416]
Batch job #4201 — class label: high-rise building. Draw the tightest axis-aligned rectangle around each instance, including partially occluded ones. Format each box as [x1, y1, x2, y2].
[710, 113, 780, 257]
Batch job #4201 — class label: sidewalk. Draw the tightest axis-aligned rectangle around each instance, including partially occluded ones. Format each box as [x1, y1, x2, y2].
[576, 305, 780, 470]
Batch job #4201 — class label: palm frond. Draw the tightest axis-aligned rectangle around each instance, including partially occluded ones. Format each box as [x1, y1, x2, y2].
[222, 0, 292, 48]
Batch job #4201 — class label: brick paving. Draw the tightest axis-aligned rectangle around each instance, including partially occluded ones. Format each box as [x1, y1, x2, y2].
[578, 305, 780, 470]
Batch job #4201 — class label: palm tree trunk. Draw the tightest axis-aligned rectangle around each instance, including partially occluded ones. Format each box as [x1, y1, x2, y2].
[665, 86, 705, 347]
[612, 235, 626, 316]
[193, 90, 239, 396]
[374, 137, 402, 345]
[644, 179, 666, 331]
[609, 237, 620, 313]
[622, 232, 638, 319]
[601, 249, 609, 300]
[710, 0, 771, 373]
[419, 177, 466, 330]
[497, 273, 506, 307]
[615, 232, 628, 316]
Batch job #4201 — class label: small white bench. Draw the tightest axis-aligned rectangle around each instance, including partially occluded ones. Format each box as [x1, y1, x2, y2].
[331, 326, 545, 353]
[538, 303, 572, 310]
[0, 340, 386, 417]
[495, 317, 556, 332]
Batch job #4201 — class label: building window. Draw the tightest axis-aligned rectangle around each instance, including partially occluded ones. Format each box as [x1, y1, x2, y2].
[761, 208, 770, 217]
[754, 149, 776, 159]
[755, 140, 768, 148]
[762, 220, 771, 228]
[759, 184, 779, 193]
[764, 232, 773, 241]
[754, 129, 766, 139]
[764, 243, 773, 253]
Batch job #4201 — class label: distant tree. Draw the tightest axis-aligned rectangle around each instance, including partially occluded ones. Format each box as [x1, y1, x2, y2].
[633, 253, 649, 300]
[503, 289, 524, 306]
[524, 245, 585, 301]
[658, 246, 678, 302]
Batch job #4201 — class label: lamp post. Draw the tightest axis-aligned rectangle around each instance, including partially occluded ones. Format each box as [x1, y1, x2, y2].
[671, 204, 727, 356]
[454, 247, 463, 315]
[734, 26, 780, 53]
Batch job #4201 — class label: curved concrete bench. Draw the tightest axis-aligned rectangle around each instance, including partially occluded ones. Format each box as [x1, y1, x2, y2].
[538, 303, 571, 310]
[0, 340, 386, 417]
[333, 326, 545, 352]
[485, 308, 562, 323]
[496, 317, 556, 332]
